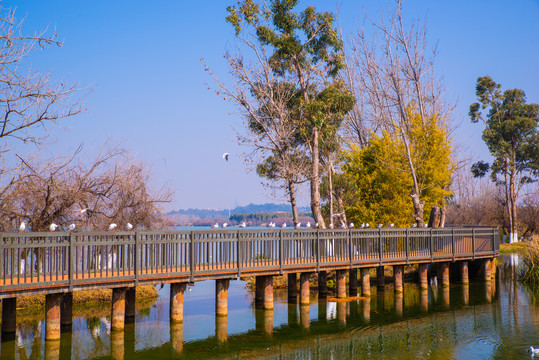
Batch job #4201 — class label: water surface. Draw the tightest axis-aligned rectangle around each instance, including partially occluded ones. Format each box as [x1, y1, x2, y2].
[2, 254, 537, 359]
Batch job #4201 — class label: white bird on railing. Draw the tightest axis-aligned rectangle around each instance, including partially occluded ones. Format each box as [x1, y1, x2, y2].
[282, 223, 287, 229]
[306, 222, 311, 228]
[329, 222, 334, 229]
[411, 223, 417, 228]
[126, 223, 133, 231]
[349, 223, 354, 228]
[377, 224, 383, 228]
[240, 222, 246, 228]
[222, 223, 228, 228]
[360, 223, 365, 228]
[68, 223, 76, 231]
[424, 224, 428, 228]
[213, 223, 219, 229]
[19, 222, 26, 233]
[365, 223, 370, 228]
[49, 223, 58, 232]
[295, 222, 301, 229]
[315, 222, 319, 229]
[340, 222, 346, 229]
[108, 223, 117, 231]
[389, 223, 395, 228]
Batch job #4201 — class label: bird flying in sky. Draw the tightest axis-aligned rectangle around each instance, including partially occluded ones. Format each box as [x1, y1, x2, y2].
[222, 153, 230, 161]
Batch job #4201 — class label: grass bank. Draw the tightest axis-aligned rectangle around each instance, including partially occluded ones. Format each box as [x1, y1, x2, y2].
[9, 285, 158, 313]
[500, 242, 529, 253]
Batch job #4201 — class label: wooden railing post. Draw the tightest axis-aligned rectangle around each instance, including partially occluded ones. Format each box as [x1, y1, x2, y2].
[378, 229, 383, 266]
[0, 235, 3, 286]
[316, 230, 320, 272]
[472, 228, 476, 260]
[69, 232, 74, 291]
[348, 229, 353, 268]
[451, 228, 455, 261]
[134, 232, 139, 286]
[237, 231, 241, 278]
[405, 229, 409, 264]
[190, 231, 195, 282]
[279, 230, 283, 274]
[430, 229, 434, 263]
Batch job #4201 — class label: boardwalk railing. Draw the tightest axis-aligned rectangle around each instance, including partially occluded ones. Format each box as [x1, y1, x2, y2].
[0, 227, 499, 298]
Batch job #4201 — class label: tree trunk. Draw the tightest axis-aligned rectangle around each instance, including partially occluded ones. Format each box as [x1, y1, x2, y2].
[411, 188, 425, 227]
[510, 171, 518, 243]
[328, 158, 334, 228]
[288, 181, 299, 226]
[310, 128, 325, 228]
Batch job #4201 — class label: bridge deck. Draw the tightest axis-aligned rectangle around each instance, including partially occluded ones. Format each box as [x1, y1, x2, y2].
[0, 227, 499, 298]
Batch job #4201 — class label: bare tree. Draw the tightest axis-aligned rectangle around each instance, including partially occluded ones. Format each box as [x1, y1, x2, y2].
[0, 8, 83, 154]
[0, 146, 172, 232]
[204, 36, 309, 225]
[344, 0, 451, 226]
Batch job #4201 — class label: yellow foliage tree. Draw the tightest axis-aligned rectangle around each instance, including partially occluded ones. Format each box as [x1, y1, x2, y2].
[342, 111, 453, 227]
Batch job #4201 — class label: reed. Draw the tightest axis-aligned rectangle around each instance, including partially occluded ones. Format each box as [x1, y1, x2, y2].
[520, 236, 539, 284]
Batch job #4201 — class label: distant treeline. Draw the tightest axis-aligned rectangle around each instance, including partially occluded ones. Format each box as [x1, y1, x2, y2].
[168, 203, 311, 220]
[230, 212, 313, 223]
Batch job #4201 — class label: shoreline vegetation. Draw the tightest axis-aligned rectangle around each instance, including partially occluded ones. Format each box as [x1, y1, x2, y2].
[2, 285, 158, 313]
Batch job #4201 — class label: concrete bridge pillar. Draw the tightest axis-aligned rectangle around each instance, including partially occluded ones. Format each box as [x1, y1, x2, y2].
[216, 279, 230, 316]
[255, 275, 273, 310]
[125, 287, 136, 324]
[393, 265, 403, 293]
[288, 273, 298, 303]
[460, 261, 469, 284]
[376, 266, 385, 291]
[1, 297, 17, 340]
[360, 268, 370, 296]
[438, 262, 450, 287]
[45, 293, 63, 341]
[336, 270, 347, 298]
[419, 263, 428, 289]
[170, 282, 187, 322]
[349, 269, 358, 297]
[60, 292, 73, 331]
[299, 272, 311, 305]
[318, 271, 327, 299]
[111, 287, 127, 331]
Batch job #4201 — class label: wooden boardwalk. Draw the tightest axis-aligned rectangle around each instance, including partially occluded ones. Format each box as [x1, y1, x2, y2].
[0, 227, 499, 299]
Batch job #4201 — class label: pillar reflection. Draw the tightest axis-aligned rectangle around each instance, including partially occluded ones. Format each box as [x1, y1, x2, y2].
[362, 297, 371, 322]
[170, 321, 183, 354]
[337, 301, 347, 326]
[442, 286, 450, 309]
[110, 330, 124, 360]
[287, 304, 298, 326]
[395, 291, 403, 317]
[420, 288, 429, 312]
[44, 339, 60, 360]
[300, 305, 310, 329]
[462, 284, 469, 305]
[215, 315, 227, 343]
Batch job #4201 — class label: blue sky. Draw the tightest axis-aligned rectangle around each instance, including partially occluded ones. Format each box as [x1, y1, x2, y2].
[6, 0, 539, 210]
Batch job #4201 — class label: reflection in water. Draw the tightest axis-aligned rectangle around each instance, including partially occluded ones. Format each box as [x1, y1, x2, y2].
[215, 315, 227, 343]
[395, 292, 403, 317]
[170, 322, 183, 354]
[5, 255, 539, 359]
[420, 288, 428, 312]
[300, 305, 310, 329]
[110, 330, 124, 360]
[462, 284, 469, 305]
